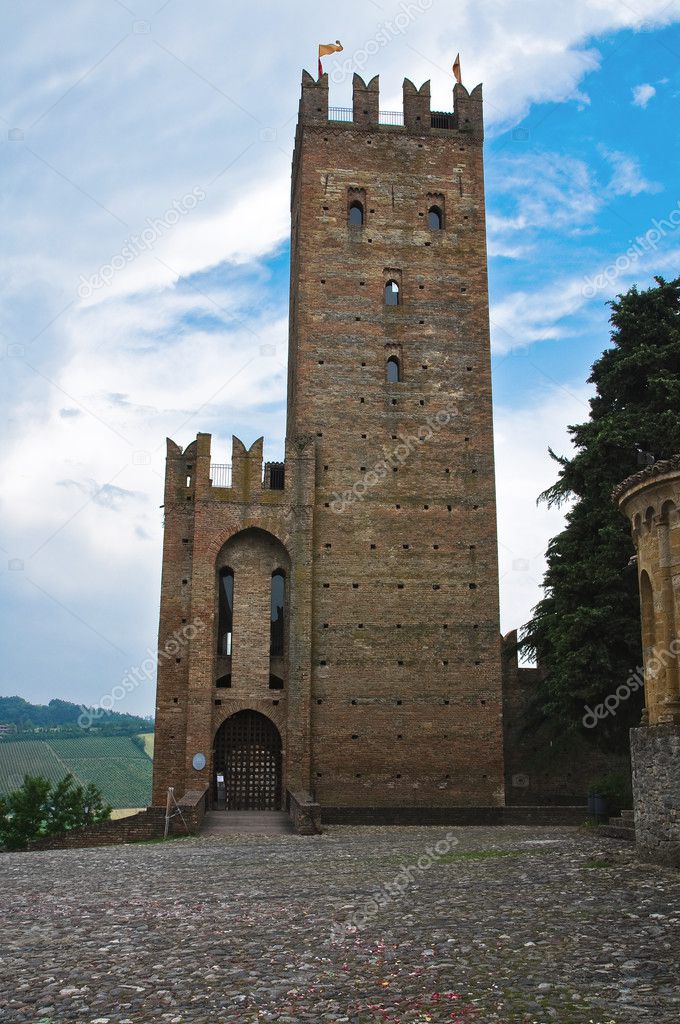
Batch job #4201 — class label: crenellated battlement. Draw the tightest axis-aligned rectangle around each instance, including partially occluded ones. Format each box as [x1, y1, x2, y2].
[297, 69, 483, 136]
[163, 432, 315, 508]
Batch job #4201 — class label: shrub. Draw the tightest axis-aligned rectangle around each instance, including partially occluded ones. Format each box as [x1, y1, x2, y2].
[0, 773, 111, 851]
[588, 771, 632, 814]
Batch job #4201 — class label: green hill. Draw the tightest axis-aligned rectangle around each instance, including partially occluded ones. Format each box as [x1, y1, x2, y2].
[0, 695, 153, 735]
[0, 734, 153, 809]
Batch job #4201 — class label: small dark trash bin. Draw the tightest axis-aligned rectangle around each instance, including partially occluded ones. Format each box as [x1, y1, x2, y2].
[588, 793, 608, 818]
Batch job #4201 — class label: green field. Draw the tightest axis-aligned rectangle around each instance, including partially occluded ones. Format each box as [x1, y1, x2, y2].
[0, 735, 154, 809]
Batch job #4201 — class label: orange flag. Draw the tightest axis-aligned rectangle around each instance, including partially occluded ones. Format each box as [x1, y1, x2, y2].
[453, 53, 462, 84]
[318, 40, 343, 78]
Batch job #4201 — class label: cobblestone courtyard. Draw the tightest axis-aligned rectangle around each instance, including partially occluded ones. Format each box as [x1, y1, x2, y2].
[1, 825, 679, 1023]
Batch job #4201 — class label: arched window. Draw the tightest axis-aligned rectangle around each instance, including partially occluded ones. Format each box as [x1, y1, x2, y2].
[386, 356, 401, 383]
[349, 201, 364, 226]
[270, 570, 285, 657]
[428, 205, 443, 230]
[217, 569, 234, 656]
[385, 280, 400, 306]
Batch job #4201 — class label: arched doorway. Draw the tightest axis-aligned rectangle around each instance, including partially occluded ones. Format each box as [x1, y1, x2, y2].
[214, 711, 282, 810]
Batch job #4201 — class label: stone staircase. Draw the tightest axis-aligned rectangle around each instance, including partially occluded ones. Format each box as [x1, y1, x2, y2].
[599, 809, 636, 842]
[201, 811, 294, 836]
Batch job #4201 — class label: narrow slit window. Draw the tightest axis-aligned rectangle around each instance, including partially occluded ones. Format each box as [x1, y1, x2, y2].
[349, 201, 364, 226]
[385, 280, 400, 305]
[217, 569, 234, 656]
[428, 205, 443, 230]
[386, 356, 401, 383]
[270, 569, 285, 657]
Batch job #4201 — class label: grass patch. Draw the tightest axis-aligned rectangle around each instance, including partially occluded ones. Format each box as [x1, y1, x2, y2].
[584, 858, 612, 869]
[138, 732, 154, 758]
[110, 807, 144, 820]
[438, 849, 522, 863]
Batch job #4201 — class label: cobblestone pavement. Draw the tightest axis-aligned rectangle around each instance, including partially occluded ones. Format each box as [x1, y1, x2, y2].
[1, 825, 679, 1023]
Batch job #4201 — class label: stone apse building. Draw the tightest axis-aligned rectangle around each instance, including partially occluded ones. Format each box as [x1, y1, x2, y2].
[616, 456, 680, 865]
[152, 71, 505, 821]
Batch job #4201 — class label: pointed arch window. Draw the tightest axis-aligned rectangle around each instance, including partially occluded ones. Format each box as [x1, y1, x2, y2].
[270, 570, 286, 657]
[349, 201, 364, 226]
[428, 205, 443, 229]
[217, 569, 234, 656]
[385, 280, 400, 306]
[386, 356, 401, 383]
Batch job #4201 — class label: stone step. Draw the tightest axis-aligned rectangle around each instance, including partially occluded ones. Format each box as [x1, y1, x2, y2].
[607, 816, 630, 829]
[600, 812, 636, 842]
[599, 823, 636, 841]
[201, 811, 294, 836]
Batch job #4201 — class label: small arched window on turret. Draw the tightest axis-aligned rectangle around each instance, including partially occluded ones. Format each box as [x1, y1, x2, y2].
[349, 201, 364, 226]
[428, 205, 443, 230]
[385, 280, 400, 306]
[386, 356, 401, 383]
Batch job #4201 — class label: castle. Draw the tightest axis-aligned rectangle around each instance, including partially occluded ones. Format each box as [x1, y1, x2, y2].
[151, 70, 507, 821]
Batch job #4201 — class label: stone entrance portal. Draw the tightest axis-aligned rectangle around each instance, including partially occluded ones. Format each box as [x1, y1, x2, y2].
[214, 711, 282, 811]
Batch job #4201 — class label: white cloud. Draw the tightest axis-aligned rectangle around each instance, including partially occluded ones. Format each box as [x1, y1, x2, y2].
[488, 153, 601, 238]
[600, 146, 663, 196]
[2, 0, 680, 710]
[79, 174, 290, 304]
[632, 83, 656, 107]
[490, 275, 592, 353]
[495, 384, 590, 636]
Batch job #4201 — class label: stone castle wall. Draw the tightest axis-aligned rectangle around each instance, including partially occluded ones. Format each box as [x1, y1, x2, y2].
[152, 71, 505, 813]
[286, 73, 504, 809]
[617, 457, 680, 865]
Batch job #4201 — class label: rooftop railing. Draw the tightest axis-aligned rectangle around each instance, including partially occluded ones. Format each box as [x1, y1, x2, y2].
[209, 464, 232, 488]
[379, 110, 404, 126]
[328, 107, 405, 126]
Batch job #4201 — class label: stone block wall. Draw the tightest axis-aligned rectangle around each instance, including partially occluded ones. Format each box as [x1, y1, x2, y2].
[631, 725, 680, 866]
[617, 456, 680, 865]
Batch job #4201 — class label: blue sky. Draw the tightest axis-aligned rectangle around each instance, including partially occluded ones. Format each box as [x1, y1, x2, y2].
[1, 1, 679, 716]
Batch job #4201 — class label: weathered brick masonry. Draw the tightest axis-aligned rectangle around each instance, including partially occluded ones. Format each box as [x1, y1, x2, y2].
[616, 456, 680, 865]
[152, 71, 505, 818]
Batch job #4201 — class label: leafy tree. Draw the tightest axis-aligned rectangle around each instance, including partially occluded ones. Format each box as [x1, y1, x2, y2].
[0, 774, 111, 850]
[521, 277, 680, 751]
[0, 775, 51, 851]
[48, 775, 111, 834]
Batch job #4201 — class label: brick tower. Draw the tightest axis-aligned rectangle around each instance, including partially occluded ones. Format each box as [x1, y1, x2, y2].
[151, 70, 505, 821]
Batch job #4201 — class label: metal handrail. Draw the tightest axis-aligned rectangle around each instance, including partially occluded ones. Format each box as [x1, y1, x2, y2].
[209, 464, 232, 488]
[327, 107, 405, 126]
[379, 110, 404, 126]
